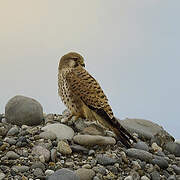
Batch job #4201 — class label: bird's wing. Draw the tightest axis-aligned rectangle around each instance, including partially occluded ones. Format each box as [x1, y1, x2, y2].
[66, 66, 114, 119]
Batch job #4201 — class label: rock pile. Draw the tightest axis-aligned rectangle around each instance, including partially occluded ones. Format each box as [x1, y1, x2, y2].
[0, 96, 180, 180]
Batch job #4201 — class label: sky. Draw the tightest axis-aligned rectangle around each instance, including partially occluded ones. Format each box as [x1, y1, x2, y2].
[0, 1, 180, 139]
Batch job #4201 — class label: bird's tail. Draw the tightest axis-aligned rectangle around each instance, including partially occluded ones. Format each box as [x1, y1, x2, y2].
[91, 108, 136, 148]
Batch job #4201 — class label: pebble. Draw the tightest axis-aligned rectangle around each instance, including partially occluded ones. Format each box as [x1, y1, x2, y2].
[0, 127, 8, 136]
[75, 168, 95, 180]
[124, 176, 133, 180]
[12, 166, 30, 173]
[106, 165, 118, 174]
[167, 175, 176, 180]
[45, 169, 55, 176]
[141, 176, 150, 180]
[57, 140, 72, 155]
[70, 144, 89, 154]
[39, 131, 57, 140]
[96, 154, 118, 165]
[92, 166, 106, 175]
[171, 165, 180, 175]
[150, 171, 160, 180]
[51, 148, 57, 162]
[82, 164, 91, 169]
[132, 160, 141, 170]
[48, 168, 79, 180]
[126, 148, 153, 162]
[6, 151, 20, 159]
[7, 126, 19, 136]
[42, 123, 74, 140]
[0, 173, 6, 180]
[89, 150, 95, 156]
[33, 168, 44, 177]
[151, 156, 169, 169]
[32, 145, 50, 162]
[4, 137, 17, 145]
[31, 162, 46, 171]
[82, 123, 105, 136]
[165, 142, 180, 157]
[93, 177, 100, 180]
[73, 135, 116, 146]
[134, 141, 149, 151]
[151, 142, 162, 152]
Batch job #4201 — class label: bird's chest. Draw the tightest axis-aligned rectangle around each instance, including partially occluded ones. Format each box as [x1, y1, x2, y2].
[59, 74, 82, 115]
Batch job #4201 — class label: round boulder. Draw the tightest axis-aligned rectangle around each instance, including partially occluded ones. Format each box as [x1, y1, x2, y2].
[5, 95, 43, 126]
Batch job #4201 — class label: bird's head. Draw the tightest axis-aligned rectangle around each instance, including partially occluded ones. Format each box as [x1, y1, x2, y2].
[59, 52, 85, 70]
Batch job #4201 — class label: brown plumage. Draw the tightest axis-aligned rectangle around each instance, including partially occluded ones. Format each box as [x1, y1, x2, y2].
[58, 52, 136, 148]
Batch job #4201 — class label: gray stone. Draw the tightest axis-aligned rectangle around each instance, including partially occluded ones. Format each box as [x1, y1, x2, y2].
[73, 135, 116, 146]
[141, 176, 150, 180]
[96, 154, 118, 165]
[32, 145, 50, 162]
[48, 168, 80, 180]
[165, 142, 180, 157]
[126, 148, 153, 162]
[75, 168, 95, 180]
[33, 168, 44, 177]
[31, 162, 46, 171]
[93, 177, 100, 180]
[12, 166, 30, 173]
[4, 137, 17, 145]
[150, 171, 160, 180]
[124, 176, 133, 180]
[89, 150, 95, 156]
[5, 95, 43, 126]
[106, 165, 118, 174]
[51, 149, 57, 162]
[6, 151, 20, 160]
[7, 126, 19, 136]
[45, 169, 55, 176]
[0, 172, 6, 180]
[120, 118, 172, 140]
[151, 156, 169, 169]
[82, 123, 105, 136]
[134, 141, 149, 151]
[0, 127, 8, 136]
[130, 171, 140, 180]
[71, 144, 89, 154]
[39, 131, 56, 140]
[167, 175, 176, 180]
[171, 165, 180, 175]
[92, 166, 106, 175]
[42, 123, 74, 140]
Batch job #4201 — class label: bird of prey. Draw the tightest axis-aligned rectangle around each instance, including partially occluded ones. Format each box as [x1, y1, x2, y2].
[58, 52, 136, 148]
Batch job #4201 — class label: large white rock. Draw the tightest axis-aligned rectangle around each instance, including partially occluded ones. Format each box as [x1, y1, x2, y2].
[42, 123, 74, 140]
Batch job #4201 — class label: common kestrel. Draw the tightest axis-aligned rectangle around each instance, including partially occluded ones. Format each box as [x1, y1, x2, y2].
[58, 52, 136, 148]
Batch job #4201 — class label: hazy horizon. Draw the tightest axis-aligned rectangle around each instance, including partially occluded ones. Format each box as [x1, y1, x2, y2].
[0, 1, 180, 139]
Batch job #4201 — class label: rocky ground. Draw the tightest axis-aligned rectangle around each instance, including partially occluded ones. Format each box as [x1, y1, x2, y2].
[0, 95, 180, 180]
